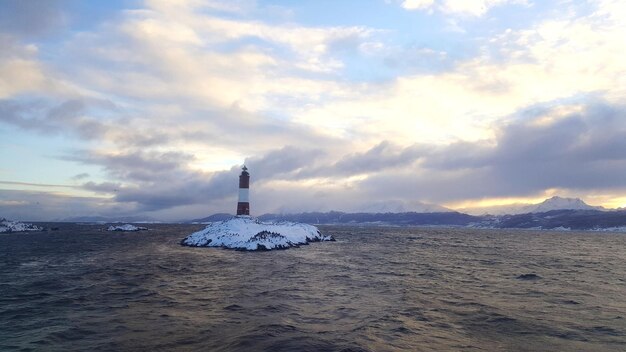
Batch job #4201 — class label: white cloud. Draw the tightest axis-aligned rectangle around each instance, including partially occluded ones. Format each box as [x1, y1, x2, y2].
[59, 3, 376, 116]
[291, 0, 626, 146]
[400, 0, 530, 16]
[401, 0, 435, 10]
[51, 0, 626, 158]
[0, 36, 54, 98]
[0, 58, 46, 98]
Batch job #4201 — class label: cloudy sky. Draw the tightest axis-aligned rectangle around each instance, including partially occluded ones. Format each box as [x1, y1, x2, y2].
[1, 0, 625, 220]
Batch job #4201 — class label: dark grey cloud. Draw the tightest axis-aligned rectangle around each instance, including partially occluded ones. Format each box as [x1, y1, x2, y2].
[428, 102, 626, 175]
[358, 101, 626, 203]
[0, 98, 115, 139]
[0, 96, 338, 156]
[244, 146, 326, 180]
[110, 167, 241, 212]
[251, 182, 363, 214]
[294, 141, 427, 178]
[359, 168, 500, 203]
[0, 189, 137, 221]
[0, 98, 179, 149]
[71, 173, 90, 180]
[68, 150, 196, 184]
[82, 181, 123, 194]
[68, 146, 326, 212]
[182, 105, 340, 153]
[332, 141, 424, 175]
[83, 100, 626, 213]
[114, 132, 171, 148]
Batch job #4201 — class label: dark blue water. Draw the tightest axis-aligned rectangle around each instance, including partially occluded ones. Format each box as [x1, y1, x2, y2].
[1, 224, 625, 351]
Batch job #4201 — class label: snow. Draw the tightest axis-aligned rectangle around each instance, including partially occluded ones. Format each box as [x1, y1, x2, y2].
[591, 226, 626, 233]
[107, 224, 148, 232]
[356, 199, 452, 213]
[0, 218, 42, 233]
[181, 216, 334, 250]
[462, 196, 604, 215]
[530, 196, 603, 213]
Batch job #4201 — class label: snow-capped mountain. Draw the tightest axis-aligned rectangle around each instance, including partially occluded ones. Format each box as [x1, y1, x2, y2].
[355, 200, 452, 213]
[528, 196, 603, 213]
[461, 196, 604, 215]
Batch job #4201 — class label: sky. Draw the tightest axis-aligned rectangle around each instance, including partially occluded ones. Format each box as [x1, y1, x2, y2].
[1, 0, 626, 221]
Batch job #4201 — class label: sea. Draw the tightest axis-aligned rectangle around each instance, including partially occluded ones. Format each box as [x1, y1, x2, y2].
[1, 224, 625, 351]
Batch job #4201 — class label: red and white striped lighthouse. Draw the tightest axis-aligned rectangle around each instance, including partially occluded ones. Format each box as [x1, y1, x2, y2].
[236, 165, 250, 216]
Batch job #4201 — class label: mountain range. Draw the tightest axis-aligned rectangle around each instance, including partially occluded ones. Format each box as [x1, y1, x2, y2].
[459, 196, 605, 215]
[353, 200, 452, 213]
[478, 209, 626, 230]
[252, 209, 626, 231]
[187, 196, 625, 230]
[56, 196, 625, 230]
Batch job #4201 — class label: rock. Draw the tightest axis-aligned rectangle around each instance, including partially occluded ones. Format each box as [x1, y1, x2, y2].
[516, 273, 542, 280]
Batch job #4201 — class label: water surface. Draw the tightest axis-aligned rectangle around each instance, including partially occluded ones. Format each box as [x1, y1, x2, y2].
[1, 224, 625, 351]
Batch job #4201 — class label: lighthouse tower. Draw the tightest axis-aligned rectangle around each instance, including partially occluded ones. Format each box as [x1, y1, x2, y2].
[236, 165, 250, 216]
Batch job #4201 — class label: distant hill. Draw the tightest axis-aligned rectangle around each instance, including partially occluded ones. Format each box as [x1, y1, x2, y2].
[476, 209, 626, 230]
[188, 213, 233, 223]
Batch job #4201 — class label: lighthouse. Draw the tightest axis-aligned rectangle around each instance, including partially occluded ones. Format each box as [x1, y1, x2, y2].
[236, 165, 250, 216]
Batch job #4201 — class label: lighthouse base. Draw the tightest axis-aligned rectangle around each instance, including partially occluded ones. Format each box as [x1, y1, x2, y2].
[236, 202, 250, 216]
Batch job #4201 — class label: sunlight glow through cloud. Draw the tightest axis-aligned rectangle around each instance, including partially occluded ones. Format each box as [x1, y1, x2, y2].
[1, 0, 625, 220]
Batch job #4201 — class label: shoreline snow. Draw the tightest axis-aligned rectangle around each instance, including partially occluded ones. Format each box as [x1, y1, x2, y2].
[181, 216, 334, 251]
[0, 218, 43, 233]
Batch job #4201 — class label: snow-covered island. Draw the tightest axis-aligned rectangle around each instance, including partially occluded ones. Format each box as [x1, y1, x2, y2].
[0, 218, 43, 233]
[107, 224, 148, 232]
[181, 216, 334, 251]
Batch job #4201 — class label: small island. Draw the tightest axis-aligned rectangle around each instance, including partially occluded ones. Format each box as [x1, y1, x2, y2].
[181, 216, 333, 251]
[107, 224, 148, 232]
[0, 218, 43, 233]
[181, 166, 333, 251]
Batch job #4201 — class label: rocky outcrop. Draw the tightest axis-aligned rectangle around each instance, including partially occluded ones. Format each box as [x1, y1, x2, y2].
[107, 224, 148, 232]
[0, 218, 43, 233]
[181, 216, 334, 251]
